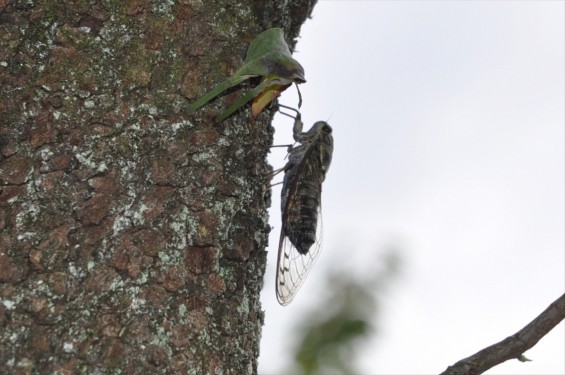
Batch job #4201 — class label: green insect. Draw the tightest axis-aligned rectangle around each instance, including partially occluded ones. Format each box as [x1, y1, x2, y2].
[188, 28, 305, 121]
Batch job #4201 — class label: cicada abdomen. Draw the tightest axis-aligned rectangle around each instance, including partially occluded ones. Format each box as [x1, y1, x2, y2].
[276, 106, 333, 305]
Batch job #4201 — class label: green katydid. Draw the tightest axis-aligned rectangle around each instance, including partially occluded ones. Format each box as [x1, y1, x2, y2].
[188, 28, 305, 121]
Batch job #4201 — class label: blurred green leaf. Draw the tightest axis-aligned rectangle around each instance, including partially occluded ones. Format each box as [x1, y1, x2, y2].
[296, 315, 370, 375]
[289, 250, 402, 375]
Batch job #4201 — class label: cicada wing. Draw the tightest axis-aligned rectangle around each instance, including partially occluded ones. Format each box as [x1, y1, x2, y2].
[275, 210, 323, 306]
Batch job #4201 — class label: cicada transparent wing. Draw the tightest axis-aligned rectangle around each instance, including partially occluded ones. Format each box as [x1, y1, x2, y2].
[276, 205, 323, 306]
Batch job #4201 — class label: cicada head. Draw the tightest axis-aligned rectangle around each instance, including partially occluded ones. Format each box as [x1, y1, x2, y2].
[311, 121, 333, 177]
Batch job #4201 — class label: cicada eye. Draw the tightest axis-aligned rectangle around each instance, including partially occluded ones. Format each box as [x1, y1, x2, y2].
[322, 124, 332, 133]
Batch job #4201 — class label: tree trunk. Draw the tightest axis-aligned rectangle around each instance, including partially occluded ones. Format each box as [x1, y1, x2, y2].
[0, 1, 315, 373]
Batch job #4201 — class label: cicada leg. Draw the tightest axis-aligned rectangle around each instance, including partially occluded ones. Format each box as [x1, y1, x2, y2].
[277, 104, 304, 140]
[260, 166, 285, 192]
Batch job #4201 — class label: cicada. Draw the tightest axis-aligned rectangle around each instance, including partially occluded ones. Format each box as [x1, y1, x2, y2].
[276, 105, 334, 305]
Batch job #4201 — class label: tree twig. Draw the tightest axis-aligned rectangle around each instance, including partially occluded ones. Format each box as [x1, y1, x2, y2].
[440, 293, 565, 375]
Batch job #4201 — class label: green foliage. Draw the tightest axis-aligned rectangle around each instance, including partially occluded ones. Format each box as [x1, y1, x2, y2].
[290, 251, 402, 375]
[188, 28, 305, 120]
[296, 315, 369, 375]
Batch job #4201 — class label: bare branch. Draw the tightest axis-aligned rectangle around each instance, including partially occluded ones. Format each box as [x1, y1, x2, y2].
[440, 293, 565, 375]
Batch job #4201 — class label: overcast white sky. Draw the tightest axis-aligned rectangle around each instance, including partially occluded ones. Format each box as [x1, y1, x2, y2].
[259, 1, 564, 374]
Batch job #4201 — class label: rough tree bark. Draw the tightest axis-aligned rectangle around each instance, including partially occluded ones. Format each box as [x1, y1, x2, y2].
[0, 1, 316, 374]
